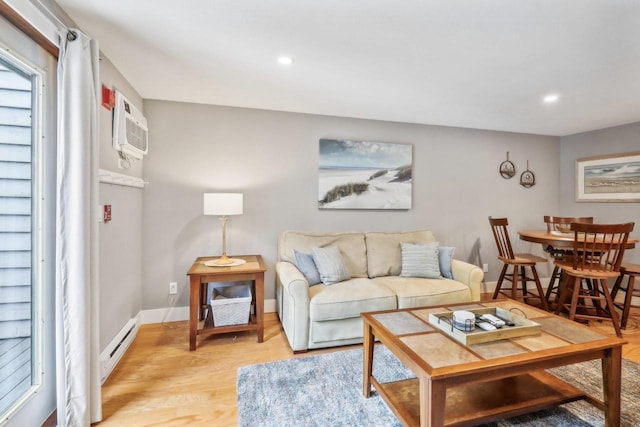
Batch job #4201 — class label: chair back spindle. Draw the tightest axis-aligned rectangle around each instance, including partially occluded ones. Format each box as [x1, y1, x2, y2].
[570, 222, 634, 274]
[489, 217, 515, 260]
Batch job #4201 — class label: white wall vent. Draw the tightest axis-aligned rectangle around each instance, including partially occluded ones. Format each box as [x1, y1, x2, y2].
[113, 90, 148, 159]
[99, 316, 140, 384]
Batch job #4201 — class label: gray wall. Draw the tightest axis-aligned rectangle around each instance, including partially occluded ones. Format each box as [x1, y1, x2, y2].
[560, 121, 640, 263]
[98, 55, 144, 350]
[141, 100, 561, 310]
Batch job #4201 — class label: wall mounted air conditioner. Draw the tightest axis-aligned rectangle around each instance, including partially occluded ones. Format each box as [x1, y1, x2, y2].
[113, 90, 148, 159]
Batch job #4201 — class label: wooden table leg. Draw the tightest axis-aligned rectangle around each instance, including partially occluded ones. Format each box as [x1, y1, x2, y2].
[189, 275, 200, 351]
[602, 346, 622, 427]
[420, 376, 445, 427]
[255, 273, 264, 343]
[199, 282, 207, 320]
[621, 274, 636, 329]
[363, 321, 374, 398]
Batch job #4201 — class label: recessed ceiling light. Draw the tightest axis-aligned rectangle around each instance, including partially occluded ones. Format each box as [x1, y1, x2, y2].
[543, 94, 559, 103]
[278, 56, 294, 66]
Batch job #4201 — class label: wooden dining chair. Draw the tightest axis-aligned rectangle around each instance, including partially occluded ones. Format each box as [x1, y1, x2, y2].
[488, 217, 548, 310]
[554, 222, 634, 338]
[543, 216, 594, 306]
[544, 216, 594, 234]
[610, 262, 640, 329]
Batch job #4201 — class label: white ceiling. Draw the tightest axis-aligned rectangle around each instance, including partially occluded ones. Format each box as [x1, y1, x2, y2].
[55, 0, 640, 136]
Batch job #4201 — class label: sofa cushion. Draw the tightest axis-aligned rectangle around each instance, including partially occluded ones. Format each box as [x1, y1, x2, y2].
[311, 246, 351, 285]
[309, 278, 396, 321]
[365, 230, 436, 278]
[310, 317, 365, 344]
[293, 250, 321, 285]
[279, 231, 368, 278]
[372, 276, 471, 308]
[400, 242, 442, 279]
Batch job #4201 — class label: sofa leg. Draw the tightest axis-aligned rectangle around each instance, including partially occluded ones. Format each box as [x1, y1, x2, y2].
[293, 349, 308, 354]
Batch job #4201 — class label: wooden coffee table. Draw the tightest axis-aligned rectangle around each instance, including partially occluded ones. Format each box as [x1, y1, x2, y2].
[362, 299, 626, 426]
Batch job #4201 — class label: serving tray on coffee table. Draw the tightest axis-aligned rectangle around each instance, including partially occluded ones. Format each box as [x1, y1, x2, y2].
[428, 306, 541, 345]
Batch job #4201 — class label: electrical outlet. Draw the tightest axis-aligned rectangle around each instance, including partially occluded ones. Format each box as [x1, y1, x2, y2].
[483, 263, 489, 273]
[169, 282, 178, 295]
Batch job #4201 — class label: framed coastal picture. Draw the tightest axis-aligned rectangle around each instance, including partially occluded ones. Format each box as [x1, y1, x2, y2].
[318, 139, 412, 210]
[576, 151, 640, 202]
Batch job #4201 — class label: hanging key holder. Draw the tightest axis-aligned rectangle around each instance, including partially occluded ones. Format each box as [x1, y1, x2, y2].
[520, 160, 536, 188]
[499, 151, 516, 179]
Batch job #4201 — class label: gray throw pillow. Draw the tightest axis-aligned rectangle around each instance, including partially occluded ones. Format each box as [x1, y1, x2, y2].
[438, 246, 456, 279]
[293, 249, 321, 285]
[311, 246, 351, 285]
[400, 242, 442, 279]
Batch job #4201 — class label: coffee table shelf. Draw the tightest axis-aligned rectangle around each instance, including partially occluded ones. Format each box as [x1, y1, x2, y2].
[373, 371, 586, 426]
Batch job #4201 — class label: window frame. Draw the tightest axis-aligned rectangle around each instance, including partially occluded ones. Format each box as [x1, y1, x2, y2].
[0, 43, 46, 421]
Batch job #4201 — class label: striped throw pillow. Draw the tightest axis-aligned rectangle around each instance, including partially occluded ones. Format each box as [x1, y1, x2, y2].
[399, 242, 442, 279]
[311, 246, 351, 285]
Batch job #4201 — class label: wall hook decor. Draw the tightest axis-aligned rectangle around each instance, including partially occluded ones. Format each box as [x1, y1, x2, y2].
[520, 160, 536, 188]
[499, 151, 515, 179]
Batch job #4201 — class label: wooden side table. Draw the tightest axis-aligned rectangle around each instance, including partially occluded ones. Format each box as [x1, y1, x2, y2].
[186, 254, 266, 351]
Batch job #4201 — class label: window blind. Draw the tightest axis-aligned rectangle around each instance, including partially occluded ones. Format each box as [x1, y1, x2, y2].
[0, 60, 33, 416]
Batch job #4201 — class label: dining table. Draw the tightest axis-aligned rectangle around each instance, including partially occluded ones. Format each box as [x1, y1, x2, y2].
[518, 229, 637, 252]
[518, 229, 638, 315]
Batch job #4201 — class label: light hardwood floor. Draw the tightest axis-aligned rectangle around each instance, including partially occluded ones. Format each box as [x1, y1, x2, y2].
[93, 306, 640, 427]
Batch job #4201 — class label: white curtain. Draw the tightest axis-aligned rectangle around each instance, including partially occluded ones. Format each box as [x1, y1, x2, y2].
[55, 29, 101, 426]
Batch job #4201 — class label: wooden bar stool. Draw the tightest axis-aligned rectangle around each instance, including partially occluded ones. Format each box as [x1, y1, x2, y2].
[543, 216, 593, 307]
[611, 262, 640, 329]
[489, 217, 548, 310]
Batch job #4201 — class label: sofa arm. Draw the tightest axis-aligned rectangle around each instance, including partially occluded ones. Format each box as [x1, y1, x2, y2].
[276, 261, 311, 352]
[451, 259, 484, 301]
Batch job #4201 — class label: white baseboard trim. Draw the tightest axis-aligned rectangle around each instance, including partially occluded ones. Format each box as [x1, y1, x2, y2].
[265, 298, 276, 313]
[100, 315, 140, 383]
[481, 281, 497, 294]
[481, 278, 551, 295]
[140, 306, 189, 324]
[140, 298, 277, 325]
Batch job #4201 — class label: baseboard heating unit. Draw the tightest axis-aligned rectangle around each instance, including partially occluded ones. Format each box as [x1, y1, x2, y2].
[99, 316, 140, 384]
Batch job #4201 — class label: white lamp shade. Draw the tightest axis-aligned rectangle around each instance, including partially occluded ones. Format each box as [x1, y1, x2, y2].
[203, 193, 243, 216]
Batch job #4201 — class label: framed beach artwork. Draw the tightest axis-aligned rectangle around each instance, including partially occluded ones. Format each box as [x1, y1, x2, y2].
[318, 139, 412, 210]
[576, 151, 640, 202]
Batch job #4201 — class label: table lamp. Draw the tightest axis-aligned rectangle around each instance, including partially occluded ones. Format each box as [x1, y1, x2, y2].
[203, 193, 245, 266]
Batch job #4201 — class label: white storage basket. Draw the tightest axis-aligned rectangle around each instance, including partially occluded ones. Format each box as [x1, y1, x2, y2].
[211, 284, 252, 326]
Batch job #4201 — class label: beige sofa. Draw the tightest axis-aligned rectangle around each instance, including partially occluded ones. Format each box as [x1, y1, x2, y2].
[275, 230, 484, 352]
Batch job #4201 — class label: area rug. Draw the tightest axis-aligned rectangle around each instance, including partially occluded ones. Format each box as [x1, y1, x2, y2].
[237, 346, 640, 427]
